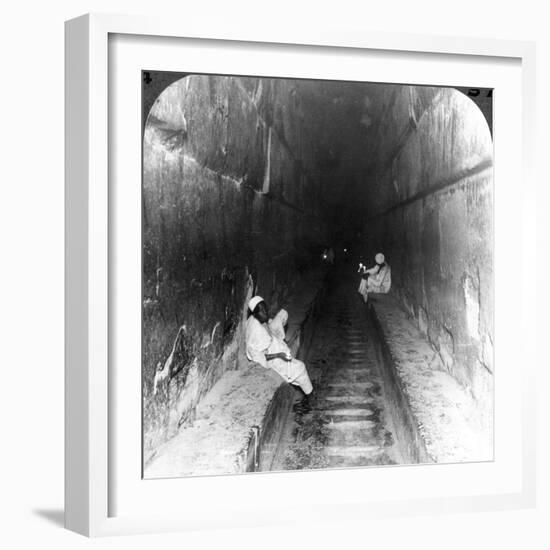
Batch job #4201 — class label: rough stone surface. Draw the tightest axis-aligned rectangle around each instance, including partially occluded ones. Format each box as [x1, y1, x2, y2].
[359, 87, 494, 434]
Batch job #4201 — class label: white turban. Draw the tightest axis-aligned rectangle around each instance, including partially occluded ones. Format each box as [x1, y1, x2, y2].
[248, 296, 264, 312]
[375, 253, 385, 264]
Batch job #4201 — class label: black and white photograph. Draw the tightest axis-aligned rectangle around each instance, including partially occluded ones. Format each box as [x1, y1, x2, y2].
[142, 73, 494, 479]
[2, 0, 546, 545]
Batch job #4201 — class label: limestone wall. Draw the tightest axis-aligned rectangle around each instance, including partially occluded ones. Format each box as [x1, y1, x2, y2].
[362, 87, 494, 432]
[142, 76, 331, 461]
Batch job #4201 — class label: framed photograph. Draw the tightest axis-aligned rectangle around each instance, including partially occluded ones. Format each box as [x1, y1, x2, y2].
[65, 13, 536, 536]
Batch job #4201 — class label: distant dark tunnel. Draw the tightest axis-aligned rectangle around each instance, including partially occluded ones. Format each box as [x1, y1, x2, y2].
[142, 74, 493, 468]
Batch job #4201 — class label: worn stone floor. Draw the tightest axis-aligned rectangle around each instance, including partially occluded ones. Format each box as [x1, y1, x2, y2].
[271, 268, 404, 471]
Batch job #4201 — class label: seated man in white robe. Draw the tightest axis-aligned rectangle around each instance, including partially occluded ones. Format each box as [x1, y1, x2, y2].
[245, 296, 313, 413]
[358, 252, 391, 303]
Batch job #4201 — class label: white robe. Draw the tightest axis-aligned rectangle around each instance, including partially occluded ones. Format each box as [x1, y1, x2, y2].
[245, 309, 313, 394]
[358, 263, 391, 302]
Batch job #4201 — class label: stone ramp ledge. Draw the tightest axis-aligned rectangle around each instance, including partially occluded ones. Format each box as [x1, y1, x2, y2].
[369, 294, 493, 464]
[144, 269, 327, 478]
[145, 366, 290, 478]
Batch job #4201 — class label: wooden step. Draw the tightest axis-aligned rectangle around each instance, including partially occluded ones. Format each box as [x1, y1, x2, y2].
[320, 395, 375, 405]
[319, 407, 376, 417]
[327, 369, 372, 381]
[326, 453, 393, 468]
[324, 445, 381, 457]
[327, 381, 372, 388]
[327, 422, 377, 446]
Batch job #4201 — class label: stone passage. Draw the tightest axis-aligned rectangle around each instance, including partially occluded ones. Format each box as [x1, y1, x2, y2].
[140, 75, 494, 469]
[271, 268, 405, 470]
